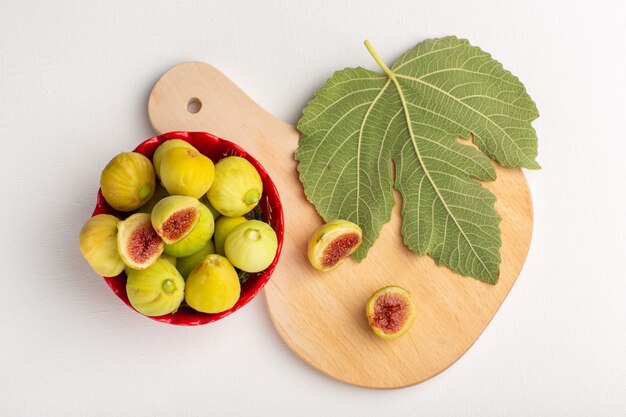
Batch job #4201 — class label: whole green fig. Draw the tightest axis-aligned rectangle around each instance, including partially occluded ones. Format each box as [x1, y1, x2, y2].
[160, 147, 215, 199]
[152, 139, 197, 179]
[79, 214, 125, 277]
[224, 220, 277, 273]
[126, 258, 185, 317]
[176, 240, 216, 279]
[213, 215, 247, 256]
[185, 254, 240, 314]
[207, 156, 262, 216]
[100, 152, 155, 211]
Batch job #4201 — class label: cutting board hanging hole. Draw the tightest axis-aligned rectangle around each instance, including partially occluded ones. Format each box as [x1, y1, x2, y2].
[187, 97, 202, 114]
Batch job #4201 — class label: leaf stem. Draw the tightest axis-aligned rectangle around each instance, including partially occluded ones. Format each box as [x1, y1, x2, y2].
[364, 40, 395, 80]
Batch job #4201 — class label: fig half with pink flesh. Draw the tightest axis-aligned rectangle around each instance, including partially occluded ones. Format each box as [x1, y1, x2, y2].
[150, 195, 201, 245]
[366, 286, 416, 340]
[117, 213, 164, 270]
[163, 202, 214, 258]
[307, 219, 362, 272]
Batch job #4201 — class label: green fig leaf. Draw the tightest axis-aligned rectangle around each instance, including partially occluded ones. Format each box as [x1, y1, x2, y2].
[295, 36, 539, 284]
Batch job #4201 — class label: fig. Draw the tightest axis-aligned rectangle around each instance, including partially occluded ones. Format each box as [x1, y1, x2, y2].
[207, 156, 263, 217]
[185, 254, 240, 314]
[224, 220, 277, 273]
[160, 147, 215, 199]
[176, 240, 216, 279]
[161, 254, 177, 267]
[152, 139, 197, 179]
[201, 195, 222, 220]
[78, 214, 125, 277]
[213, 215, 247, 256]
[151, 195, 201, 244]
[307, 220, 362, 272]
[100, 152, 155, 211]
[366, 286, 416, 340]
[126, 258, 185, 317]
[117, 213, 164, 270]
[163, 202, 215, 257]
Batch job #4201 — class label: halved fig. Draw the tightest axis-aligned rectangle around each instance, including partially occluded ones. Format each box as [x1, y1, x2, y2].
[117, 213, 164, 270]
[163, 202, 214, 258]
[307, 219, 362, 272]
[366, 286, 416, 340]
[150, 195, 201, 244]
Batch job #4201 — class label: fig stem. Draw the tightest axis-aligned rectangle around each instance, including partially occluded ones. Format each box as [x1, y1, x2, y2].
[162, 279, 176, 294]
[243, 189, 260, 206]
[244, 228, 261, 241]
[137, 185, 151, 200]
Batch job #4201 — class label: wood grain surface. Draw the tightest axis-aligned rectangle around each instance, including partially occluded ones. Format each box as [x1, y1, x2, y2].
[148, 62, 533, 389]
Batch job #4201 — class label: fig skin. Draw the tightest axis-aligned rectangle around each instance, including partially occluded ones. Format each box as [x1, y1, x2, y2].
[307, 220, 362, 272]
[163, 202, 215, 258]
[366, 286, 416, 340]
[207, 156, 263, 217]
[126, 258, 185, 317]
[224, 220, 278, 273]
[160, 147, 215, 199]
[201, 195, 222, 221]
[100, 152, 155, 211]
[185, 254, 241, 314]
[117, 213, 164, 270]
[213, 215, 247, 256]
[135, 182, 169, 214]
[152, 139, 197, 179]
[176, 240, 216, 279]
[151, 195, 201, 244]
[161, 254, 177, 267]
[79, 214, 125, 277]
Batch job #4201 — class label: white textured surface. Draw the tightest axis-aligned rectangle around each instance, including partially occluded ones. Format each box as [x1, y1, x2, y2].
[1, 0, 625, 415]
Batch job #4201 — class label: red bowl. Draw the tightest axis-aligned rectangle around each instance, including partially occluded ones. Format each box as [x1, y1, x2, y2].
[92, 131, 284, 325]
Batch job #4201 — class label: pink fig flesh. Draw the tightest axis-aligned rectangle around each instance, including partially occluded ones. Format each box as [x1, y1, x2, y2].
[150, 196, 201, 244]
[322, 232, 361, 269]
[117, 213, 164, 270]
[161, 208, 197, 242]
[128, 227, 162, 265]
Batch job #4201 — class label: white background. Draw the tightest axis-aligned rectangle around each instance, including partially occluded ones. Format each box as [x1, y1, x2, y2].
[1, 1, 625, 416]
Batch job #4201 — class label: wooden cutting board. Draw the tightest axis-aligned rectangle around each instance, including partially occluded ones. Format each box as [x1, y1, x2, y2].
[148, 62, 533, 389]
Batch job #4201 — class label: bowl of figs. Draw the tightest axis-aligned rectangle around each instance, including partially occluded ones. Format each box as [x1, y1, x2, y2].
[78, 131, 284, 325]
